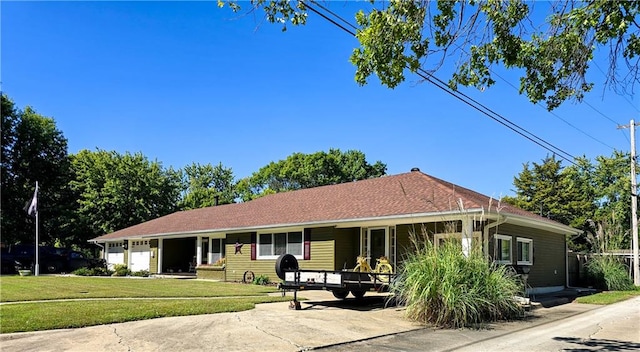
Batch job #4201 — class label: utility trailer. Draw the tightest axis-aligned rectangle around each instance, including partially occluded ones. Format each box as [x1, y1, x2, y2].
[275, 254, 395, 310]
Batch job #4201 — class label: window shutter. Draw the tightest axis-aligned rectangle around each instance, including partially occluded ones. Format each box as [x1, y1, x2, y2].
[304, 228, 311, 260]
[250, 232, 256, 260]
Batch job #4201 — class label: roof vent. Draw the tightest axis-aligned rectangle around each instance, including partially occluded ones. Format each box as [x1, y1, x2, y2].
[410, 167, 421, 172]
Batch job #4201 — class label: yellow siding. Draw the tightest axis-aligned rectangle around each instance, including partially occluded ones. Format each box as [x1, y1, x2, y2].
[334, 228, 359, 270]
[224, 227, 361, 282]
[149, 239, 158, 274]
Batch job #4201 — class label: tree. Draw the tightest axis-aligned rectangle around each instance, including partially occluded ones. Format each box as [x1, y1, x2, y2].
[505, 152, 633, 251]
[70, 150, 182, 238]
[222, 0, 639, 110]
[179, 162, 237, 210]
[238, 148, 386, 201]
[1, 94, 75, 246]
[503, 155, 596, 229]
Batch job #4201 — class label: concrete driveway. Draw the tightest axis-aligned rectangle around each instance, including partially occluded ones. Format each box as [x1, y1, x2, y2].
[2, 290, 636, 352]
[0, 291, 420, 352]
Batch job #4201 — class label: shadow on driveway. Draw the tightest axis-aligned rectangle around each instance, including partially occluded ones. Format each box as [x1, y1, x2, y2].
[553, 336, 640, 351]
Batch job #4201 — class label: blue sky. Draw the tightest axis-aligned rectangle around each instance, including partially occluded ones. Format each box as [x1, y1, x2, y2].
[2, 1, 638, 198]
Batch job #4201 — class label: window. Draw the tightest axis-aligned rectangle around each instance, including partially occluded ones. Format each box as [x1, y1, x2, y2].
[258, 231, 303, 259]
[517, 237, 533, 265]
[495, 234, 512, 264]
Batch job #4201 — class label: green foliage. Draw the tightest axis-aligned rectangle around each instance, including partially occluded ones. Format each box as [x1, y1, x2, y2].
[238, 148, 386, 201]
[112, 264, 131, 277]
[70, 149, 182, 238]
[393, 235, 523, 328]
[585, 255, 633, 291]
[131, 270, 151, 277]
[224, 1, 639, 110]
[1, 93, 75, 246]
[179, 162, 237, 210]
[72, 267, 112, 276]
[575, 289, 640, 305]
[252, 274, 270, 285]
[504, 152, 633, 251]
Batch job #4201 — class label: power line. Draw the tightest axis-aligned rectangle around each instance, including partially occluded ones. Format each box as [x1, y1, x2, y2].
[305, 1, 578, 165]
[487, 68, 619, 149]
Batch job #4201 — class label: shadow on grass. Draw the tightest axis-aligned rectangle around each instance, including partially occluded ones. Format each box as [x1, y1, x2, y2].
[553, 336, 640, 351]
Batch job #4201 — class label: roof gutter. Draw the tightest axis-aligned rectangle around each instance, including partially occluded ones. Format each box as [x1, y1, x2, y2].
[92, 208, 488, 242]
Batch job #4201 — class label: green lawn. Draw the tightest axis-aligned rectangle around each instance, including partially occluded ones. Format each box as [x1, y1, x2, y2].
[0, 276, 278, 302]
[0, 276, 289, 333]
[575, 289, 640, 305]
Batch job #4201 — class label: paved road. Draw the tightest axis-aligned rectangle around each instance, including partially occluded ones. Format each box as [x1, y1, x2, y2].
[322, 296, 640, 351]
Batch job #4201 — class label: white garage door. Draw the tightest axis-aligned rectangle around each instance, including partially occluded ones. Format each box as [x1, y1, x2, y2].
[130, 240, 151, 272]
[106, 242, 124, 269]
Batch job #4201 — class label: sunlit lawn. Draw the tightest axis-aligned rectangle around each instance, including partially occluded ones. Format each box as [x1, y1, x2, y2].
[575, 289, 640, 305]
[0, 276, 277, 302]
[0, 276, 288, 333]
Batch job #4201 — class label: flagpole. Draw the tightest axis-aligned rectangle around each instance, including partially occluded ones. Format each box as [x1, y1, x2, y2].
[34, 181, 39, 277]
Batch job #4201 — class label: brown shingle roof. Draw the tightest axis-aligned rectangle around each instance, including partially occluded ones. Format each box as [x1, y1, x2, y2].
[91, 170, 570, 241]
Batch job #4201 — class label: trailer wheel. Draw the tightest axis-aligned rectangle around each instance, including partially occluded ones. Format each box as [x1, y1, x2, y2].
[351, 290, 366, 299]
[332, 290, 349, 299]
[275, 254, 299, 280]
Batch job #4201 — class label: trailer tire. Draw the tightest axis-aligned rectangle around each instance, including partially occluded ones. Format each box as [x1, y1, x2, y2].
[351, 290, 366, 299]
[332, 290, 349, 299]
[275, 254, 299, 280]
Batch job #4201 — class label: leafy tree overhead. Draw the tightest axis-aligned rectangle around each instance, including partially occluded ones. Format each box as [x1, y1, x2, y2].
[238, 148, 386, 201]
[222, 0, 639, 110]
[1, 94, 75, 246]
[179, 162, 237, 210]
[70, 149, 182, 239]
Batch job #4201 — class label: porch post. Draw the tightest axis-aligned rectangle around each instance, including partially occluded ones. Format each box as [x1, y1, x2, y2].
[196, 236, 202, 265]
[157, 238, 163, 274]
[461, 217, 473, 256]
[207, 237, 213, 264]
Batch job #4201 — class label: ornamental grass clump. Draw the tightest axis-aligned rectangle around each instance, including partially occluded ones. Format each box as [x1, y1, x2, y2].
[585, 255, 633, 291]
[392, 235, 523, 328]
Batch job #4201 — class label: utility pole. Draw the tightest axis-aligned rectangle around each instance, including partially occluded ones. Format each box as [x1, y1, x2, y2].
[619, 120, 640, 286]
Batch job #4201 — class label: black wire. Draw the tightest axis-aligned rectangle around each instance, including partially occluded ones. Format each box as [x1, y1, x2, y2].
[305, 0, 578, 165]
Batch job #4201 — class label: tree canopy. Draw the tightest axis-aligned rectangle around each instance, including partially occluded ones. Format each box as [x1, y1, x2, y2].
[237, 149, 387, 201]
[1, 94, 74, 246]
[70, 149, 183, 239]
[503, 152, 633, 251]
[222, 0, 639, 110]
[179, 162, 237, 210]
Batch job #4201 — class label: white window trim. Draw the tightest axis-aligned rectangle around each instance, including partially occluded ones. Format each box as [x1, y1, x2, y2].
[257, 231, 303, 260]
[516, 237, 534, 265]
[495, 234, 512, 264]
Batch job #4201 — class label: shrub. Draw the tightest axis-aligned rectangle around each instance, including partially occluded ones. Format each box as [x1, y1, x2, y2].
[72, 267, 93, 276]
[112, 264, 131, 277]
[392, 237, 523, 328]
[72, 266, 113, 276]
[253, 275, 270, 285]
[131, 270, 150, 277]
[585, 255, 633, 291]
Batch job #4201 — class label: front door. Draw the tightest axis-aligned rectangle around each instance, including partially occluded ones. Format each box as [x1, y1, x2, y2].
[361, 227, 388, 267]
